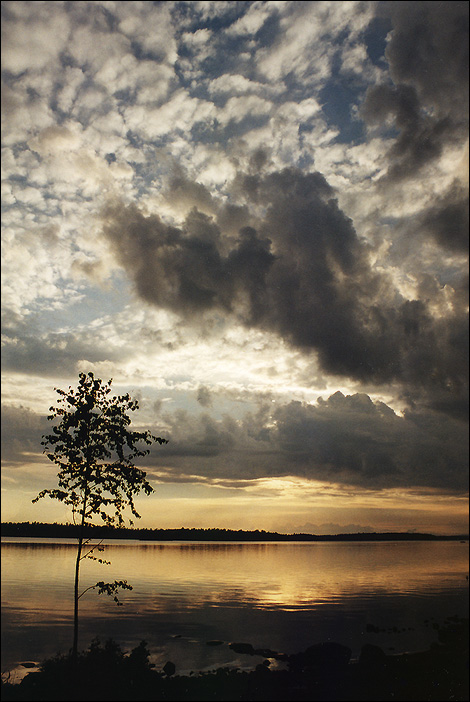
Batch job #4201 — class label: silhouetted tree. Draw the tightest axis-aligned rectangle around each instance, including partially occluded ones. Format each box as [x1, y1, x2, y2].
[33, 372, 167, 662]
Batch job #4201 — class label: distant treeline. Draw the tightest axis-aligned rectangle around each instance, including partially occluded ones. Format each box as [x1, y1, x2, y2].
[1, 522, 468, 541]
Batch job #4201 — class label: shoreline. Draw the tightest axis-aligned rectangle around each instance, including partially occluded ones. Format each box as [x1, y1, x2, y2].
[2, 617, 468, 701]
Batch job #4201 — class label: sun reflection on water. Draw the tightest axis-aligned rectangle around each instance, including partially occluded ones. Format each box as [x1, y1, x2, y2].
[2, 539, 468, 676]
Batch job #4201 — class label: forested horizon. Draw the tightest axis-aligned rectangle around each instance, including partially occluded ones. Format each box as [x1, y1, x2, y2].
[1, 521, 468, 542]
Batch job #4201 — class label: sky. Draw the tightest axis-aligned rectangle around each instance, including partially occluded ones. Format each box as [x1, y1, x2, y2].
[1, 0, 468, 536]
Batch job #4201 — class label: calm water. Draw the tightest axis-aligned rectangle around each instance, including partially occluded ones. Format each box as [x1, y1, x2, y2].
[1, 538, 468, 679]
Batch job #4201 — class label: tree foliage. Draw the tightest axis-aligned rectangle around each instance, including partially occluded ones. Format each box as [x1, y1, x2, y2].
[34, 371, 166, 527]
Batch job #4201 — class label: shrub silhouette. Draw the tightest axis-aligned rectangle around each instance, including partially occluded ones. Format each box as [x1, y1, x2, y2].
[10, 639, 161, 701]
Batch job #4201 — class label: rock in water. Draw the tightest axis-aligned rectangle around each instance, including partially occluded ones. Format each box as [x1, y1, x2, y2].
[163, 660, 176, 677]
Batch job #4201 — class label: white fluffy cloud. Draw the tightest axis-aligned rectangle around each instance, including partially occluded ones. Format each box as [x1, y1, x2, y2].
[1, 1, 70, 73]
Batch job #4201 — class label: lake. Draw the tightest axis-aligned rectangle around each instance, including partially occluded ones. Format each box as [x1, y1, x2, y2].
[1, 538, 468, 681]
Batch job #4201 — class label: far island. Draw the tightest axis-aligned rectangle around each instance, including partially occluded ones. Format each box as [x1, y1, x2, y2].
[1, 522, 468, 542]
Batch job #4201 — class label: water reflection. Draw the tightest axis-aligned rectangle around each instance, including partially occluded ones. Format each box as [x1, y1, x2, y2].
[1, 540, 468, 676]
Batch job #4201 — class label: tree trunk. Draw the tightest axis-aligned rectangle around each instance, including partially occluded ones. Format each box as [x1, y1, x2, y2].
[72, 531, 83, 663]
[72, 474, 89, 665]
[72, 424, 92, 664]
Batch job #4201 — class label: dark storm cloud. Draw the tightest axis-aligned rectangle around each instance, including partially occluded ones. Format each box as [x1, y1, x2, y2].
[145, 391, 468, 492]
[101, 167, 468, 417]
[270, 392, 468, 491]
[383, 1, 468, 119]
[165, 169, 218, 215]
[417, 182, 469, 253]
[234, 168, 389, 376]
[154, 409, 237, 460]
[361, 82, 453, 181]
[2, 390, 466, 494]
[362, 0, 468, 183]
[102, 169, 379, 374]
[101, 199, 276, 320]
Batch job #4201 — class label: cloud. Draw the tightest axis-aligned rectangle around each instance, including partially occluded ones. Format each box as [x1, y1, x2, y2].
[361, 1, 469, 183]
[361, 82, 453, 182]
[115, 1, 177, 63]
[1, 1, 467, 532]
[164, 168, 218, 216]
[207, 73, 283, 99]
[0, 309, 134, 377]
[197, 386, 213, 408]
[144, 391, 468, 493]
[123, 89, 216, 141]
[28, 124, 82, 156]
[255, 1, 374, 85]
[1, 78, 55, 147]
[3, 385, 467, 495]
[225, 0, 276, 37]
[1, 1, 70, 74]
[270, 392, 468, 490]
[218, 94, 274, 127]
[100, 197, 275, 320]
[1, 404, 49, 464]
[416, 181, 469, 253]
[100, 165, 468, 418]
[382, 1, 468, 121]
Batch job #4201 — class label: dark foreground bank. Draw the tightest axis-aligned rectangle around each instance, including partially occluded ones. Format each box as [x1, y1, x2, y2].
[2, 618, 468, 702]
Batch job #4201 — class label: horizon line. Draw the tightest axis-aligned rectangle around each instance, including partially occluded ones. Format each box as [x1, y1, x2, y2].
[1, 521, 468, 540]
